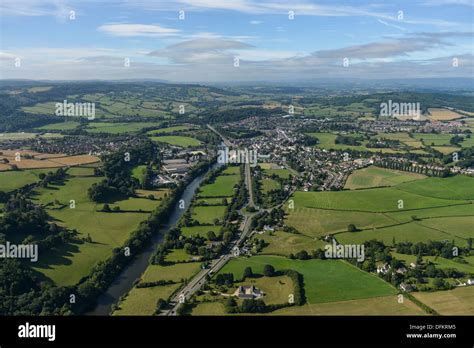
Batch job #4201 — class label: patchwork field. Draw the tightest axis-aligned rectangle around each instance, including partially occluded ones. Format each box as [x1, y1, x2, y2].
[270, 295, 426, 315]
[0, 168, 53, 192]
[344, 166, 426, 189]
[86, 122, 162, 134]
[427, 108, 463, 121]
[150, 135, 201, 147]
[192, 205, 227, 224]
[219, 256, 397, 304]
[286, 176, 474, 247]
[254, 230, 325, 256]
[30, 174, 164, 286]
[0, 150, 99, 170]
[113, 284, 181, 316]
[413, 287, 474, 315]
[198, 170, 240, 197]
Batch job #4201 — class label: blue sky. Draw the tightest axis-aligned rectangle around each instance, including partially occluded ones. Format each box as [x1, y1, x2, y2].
[0, 0, 472, 81]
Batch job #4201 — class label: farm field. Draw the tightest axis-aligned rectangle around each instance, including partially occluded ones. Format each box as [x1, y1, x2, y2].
[191, 302, 226, 316]
[30, 174, 162, 285]
[286, 176, 474, 246]
[141, 262, 202, 283]
[113, 284, 181, 316]
[198, 172, 240, 197]
[428, 108, 463, 121]
[0, 168, 52, 192]
[147, 125, 193, 134]
[150, 135, 201, 147]
[86, 122, 162, 134]
[191, 205, 227, 225]
[289, 187, 462, 213]
[181, 225, 220, 238]
[344, 166, 426, 189]
[261, 178, 280, 194]
[37, 121, 80, 131]
[391, 252, 474, 275]
[413, 287, 474, 315]
[254, 230, 325, 256]
[165, 249, 192, 263]
[229, 275, 294, 305]
[0, 132, 62, 141]
[270, 295, 426, 315]
[0, 150, 99, 170]
[219, 256, 397, 304]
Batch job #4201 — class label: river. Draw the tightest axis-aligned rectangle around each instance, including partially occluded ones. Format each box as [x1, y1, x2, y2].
[87, 160, 221, 315]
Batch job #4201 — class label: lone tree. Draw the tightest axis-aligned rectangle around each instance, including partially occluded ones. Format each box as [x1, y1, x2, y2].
[243, 266, 254, 279]
[263, 264, 275, 277]
[347, 224, 357, 232]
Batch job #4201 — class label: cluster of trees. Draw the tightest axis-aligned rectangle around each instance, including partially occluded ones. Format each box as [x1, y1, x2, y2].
[443, 146, 474, 168]
[394, 240, 471, 259]
[335, 135, 362, 146]
[88, 141, 158, 202]
[375, 161, 451, 177]
[250, 209, 285, 231]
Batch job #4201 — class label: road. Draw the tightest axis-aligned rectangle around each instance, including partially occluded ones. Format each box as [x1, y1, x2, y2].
[164, 161, 255, 315]
[207, 124, 234, 147]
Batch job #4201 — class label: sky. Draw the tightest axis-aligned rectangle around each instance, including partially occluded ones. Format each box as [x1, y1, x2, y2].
[0, 0, 473, 82]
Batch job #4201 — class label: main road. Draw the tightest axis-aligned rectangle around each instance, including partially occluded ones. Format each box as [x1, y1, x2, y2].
[163, 161, 255, 315]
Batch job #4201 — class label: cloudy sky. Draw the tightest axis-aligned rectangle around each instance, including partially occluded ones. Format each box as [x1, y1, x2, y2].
[0, 0, 473, 82]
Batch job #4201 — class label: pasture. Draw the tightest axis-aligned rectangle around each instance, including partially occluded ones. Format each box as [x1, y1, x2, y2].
[344, 166, 426, 189]
[150, 135, 201, 147]
[219, 256, 397, 304]
[30, 175, 161, 285]
[270, 295, 425, 315]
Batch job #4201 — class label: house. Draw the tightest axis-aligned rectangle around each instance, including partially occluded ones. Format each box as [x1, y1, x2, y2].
[467, 279, 474, 286]
[233, 285, 263, 299]
[376, 263, 391, 275]
[396, 267, 408, 275]
[409, 262, 417, 269]
[399, 283, 415, 292]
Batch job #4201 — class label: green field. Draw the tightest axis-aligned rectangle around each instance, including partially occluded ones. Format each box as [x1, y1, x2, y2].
[198, 173, 240, 197]
[270, 295, 425, 315]
[37, 121, 80, 131]
[261, 178, 280, 194]
[86, 122, 162, 134]
[0, 169, 53, 192]
[0, 132, 62, 141]
[391, 253, 474, 275]
[192, 205, 227, 225]
[254, 230, 325, 256]
[336, 220, 467, 247]
[181, 225, 220, 238]
[114, 284, 181, 316]
[150, 135, 201, 147]
[147, 125, 192, 134]
[289, 187, 462, 213]
[30, 175, 163, 285]
[219, 256, 397, 304]
[165, 249, 192, 263]
[345, 166, 426, 189]
[285, 176, 474, 247]
[141, 263, 202, 283]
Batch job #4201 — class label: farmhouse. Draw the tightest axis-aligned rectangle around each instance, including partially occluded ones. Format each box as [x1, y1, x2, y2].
[233, 285, 263, 299]
[376, 263, 391, 275]
[399, 283, 415, 292]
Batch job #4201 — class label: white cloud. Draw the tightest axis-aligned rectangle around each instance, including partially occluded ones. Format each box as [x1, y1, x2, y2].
[250, 20, 263, 25]
[98, 23, 180, 37]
